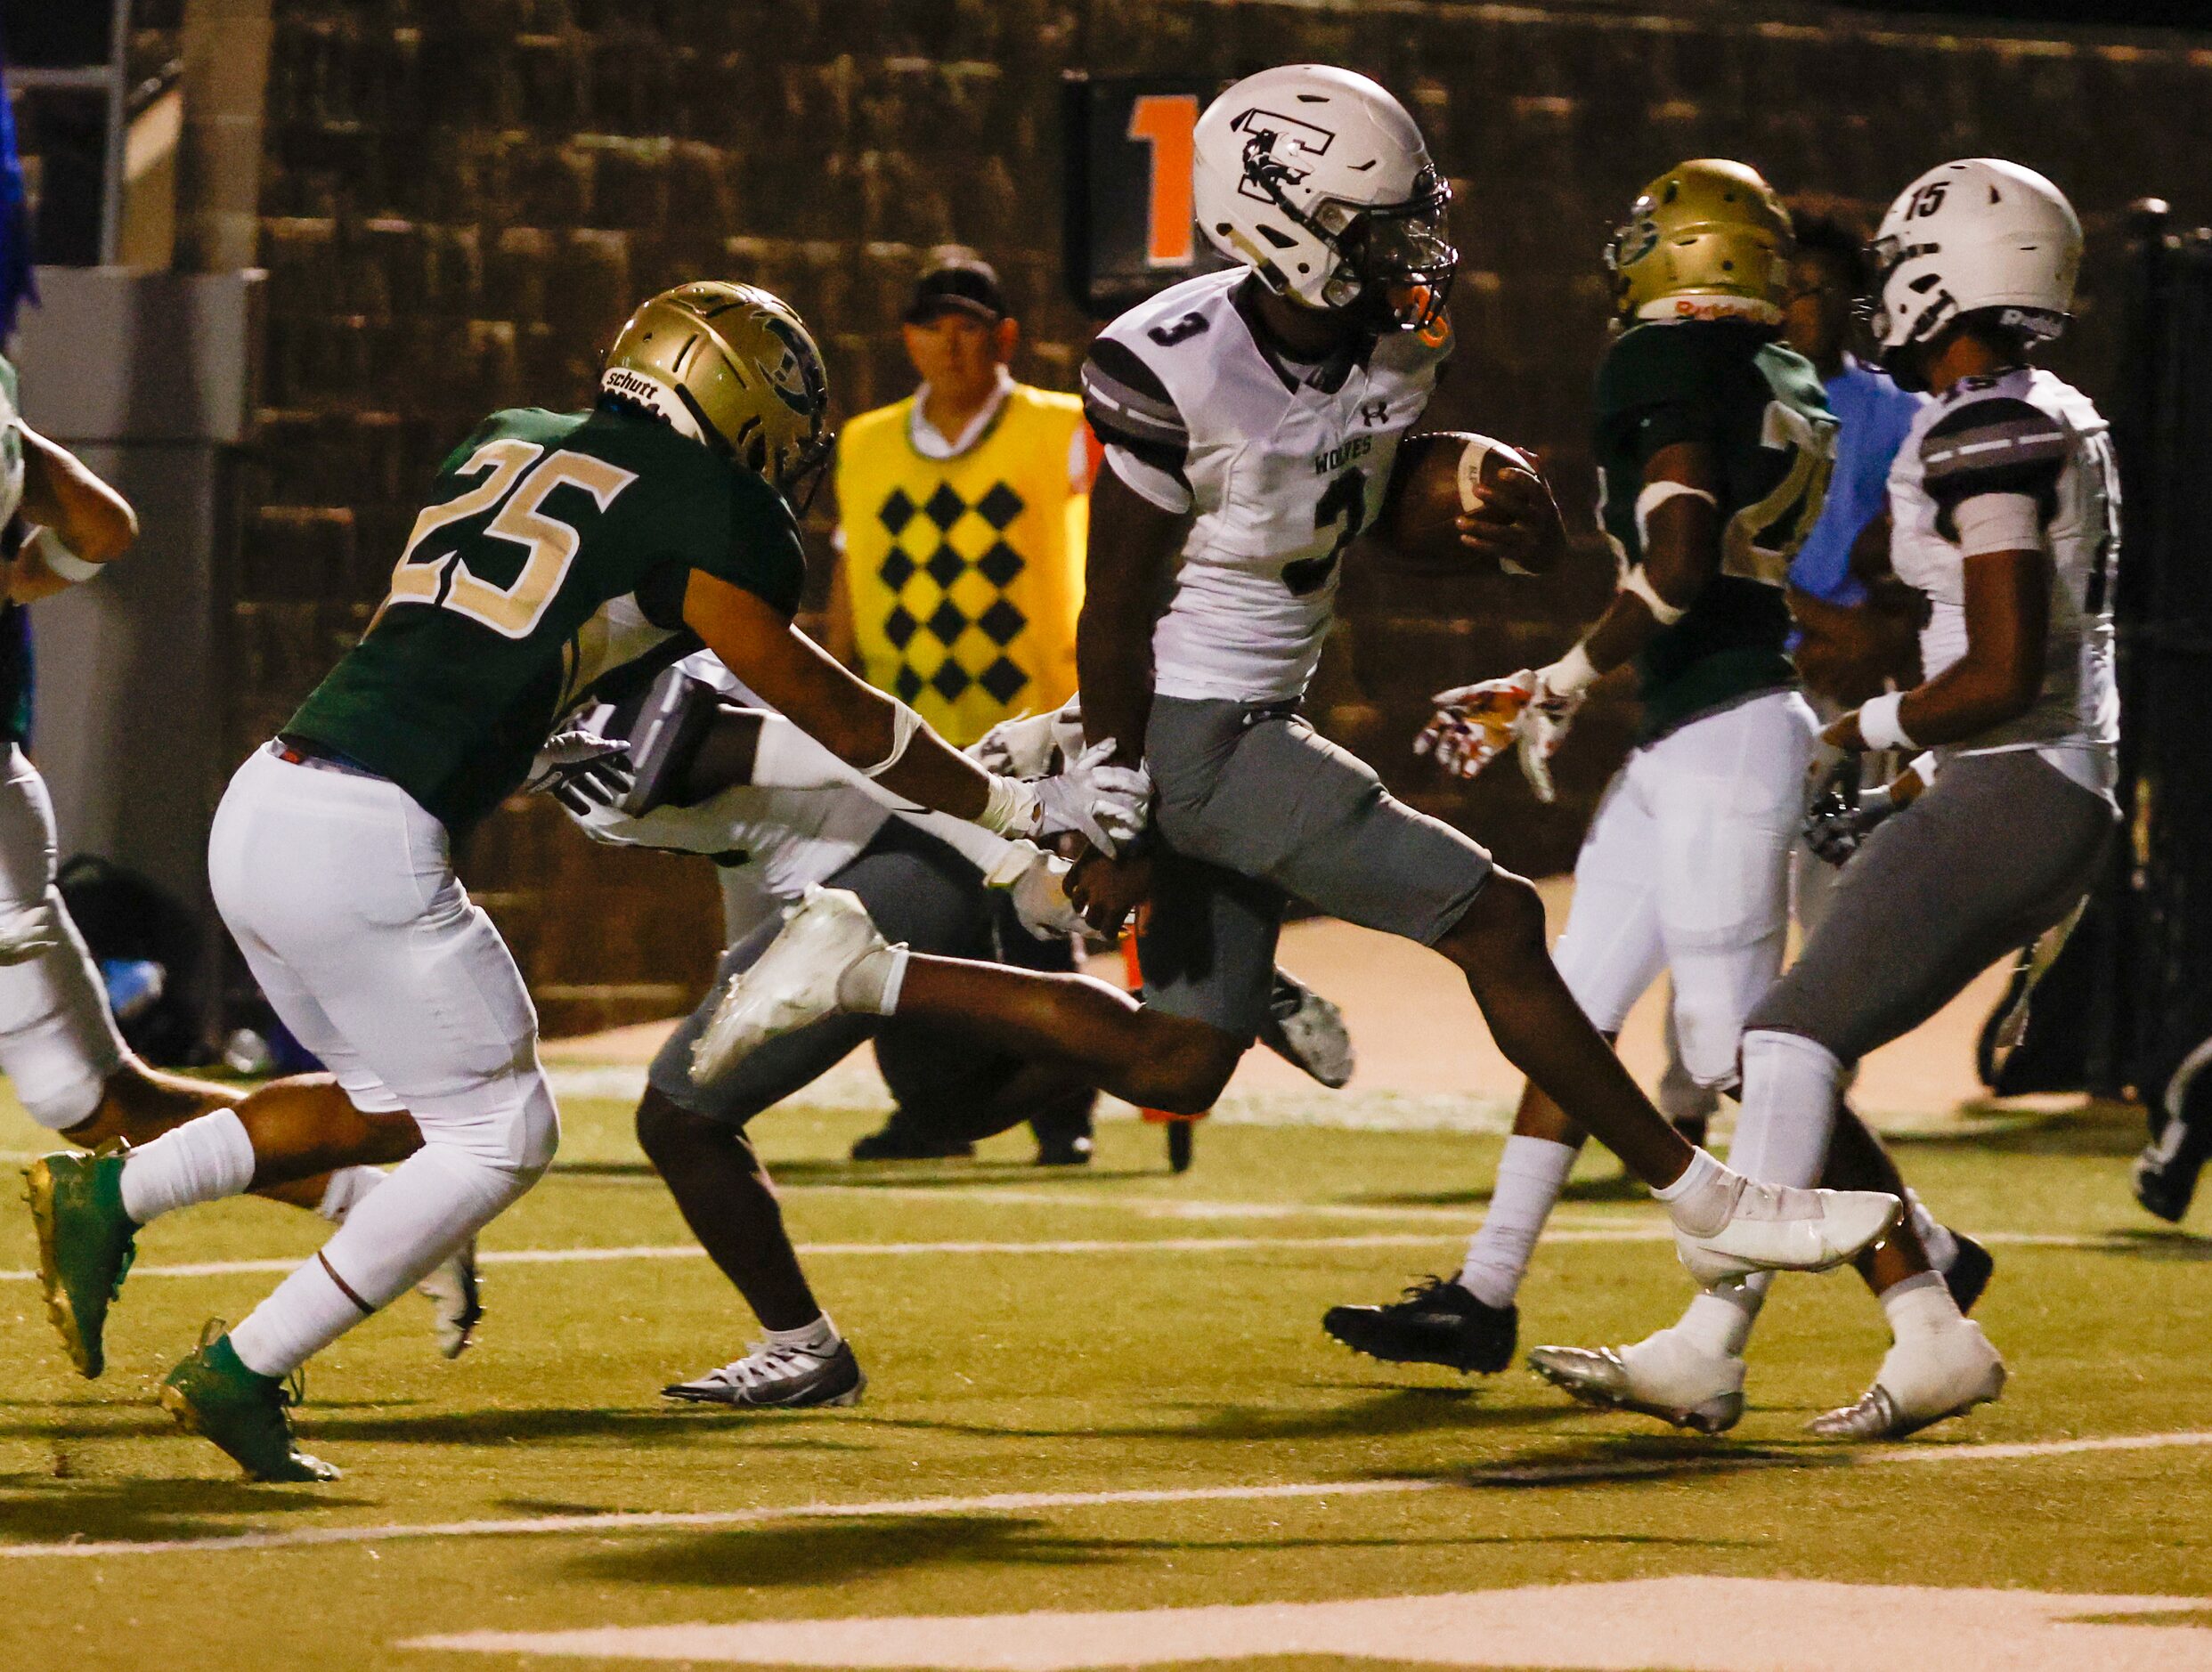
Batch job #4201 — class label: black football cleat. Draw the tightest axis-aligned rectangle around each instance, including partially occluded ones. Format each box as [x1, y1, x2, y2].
[1943, 1232, 1994, 1315]
[2135, 1108, 2211, 1224]
[850, 1117, 973, 1162]
[1323, 1275, 1517, 1375]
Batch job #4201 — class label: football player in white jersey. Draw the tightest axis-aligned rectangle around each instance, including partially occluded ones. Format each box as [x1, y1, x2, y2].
[690, 68, 1905, 1291]
[1533, 160, 2119, 1440]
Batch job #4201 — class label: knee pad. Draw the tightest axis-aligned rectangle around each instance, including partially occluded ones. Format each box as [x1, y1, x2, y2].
[419, 1067, 560, 1182]
[0, 900, 127, 1130]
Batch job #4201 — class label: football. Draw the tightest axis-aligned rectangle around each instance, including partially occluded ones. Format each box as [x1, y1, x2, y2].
[1375, 430, 1544, 569]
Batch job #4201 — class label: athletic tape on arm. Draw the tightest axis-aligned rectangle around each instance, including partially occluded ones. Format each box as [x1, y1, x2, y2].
[1619, 564, 1686, 626]
[860, 699, 923, 779]
[1952, 491, 2046, 558]
[1857, 690, 1915, 751]
[749, 712, 921, 813]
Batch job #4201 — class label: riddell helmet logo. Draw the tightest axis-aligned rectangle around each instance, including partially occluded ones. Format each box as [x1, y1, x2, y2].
[758, 316, 826, 418]
[1231, 107, 1337, 202]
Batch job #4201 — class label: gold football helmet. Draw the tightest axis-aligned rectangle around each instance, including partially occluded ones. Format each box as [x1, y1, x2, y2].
[1606, 159, 1791, 324]
[602, 282, 834, 507]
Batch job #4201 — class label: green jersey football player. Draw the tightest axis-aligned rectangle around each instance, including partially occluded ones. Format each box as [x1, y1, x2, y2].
[28, 282, 1149, 1481]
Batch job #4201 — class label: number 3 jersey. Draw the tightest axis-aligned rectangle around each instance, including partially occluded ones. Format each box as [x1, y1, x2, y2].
[286, 405, 806, 834]
[1080, 269, 1451, 704]
[1594, 318, 1835, 743]
[1887, 367, 2119, 794]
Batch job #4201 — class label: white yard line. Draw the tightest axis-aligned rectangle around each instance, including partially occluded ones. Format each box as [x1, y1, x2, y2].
[0, 1222, 2155, 1286]
[5, 1431, 2210, 1561]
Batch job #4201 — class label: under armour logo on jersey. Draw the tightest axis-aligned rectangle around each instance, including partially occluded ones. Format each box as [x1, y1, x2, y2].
[1360, 399, 1389, 426]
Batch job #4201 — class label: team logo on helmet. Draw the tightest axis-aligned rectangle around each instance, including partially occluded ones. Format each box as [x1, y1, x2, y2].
[757, 316, 826, 419]
[1229, 107, 1337, 203]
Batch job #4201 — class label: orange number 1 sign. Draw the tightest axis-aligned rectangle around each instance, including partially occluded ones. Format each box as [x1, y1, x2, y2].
[1126, 93, 1199, 268]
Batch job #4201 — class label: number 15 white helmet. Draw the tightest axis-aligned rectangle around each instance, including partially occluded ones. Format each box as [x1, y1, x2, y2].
[1867, 158, 2082, 384]
[1191, 64, 1455, 334]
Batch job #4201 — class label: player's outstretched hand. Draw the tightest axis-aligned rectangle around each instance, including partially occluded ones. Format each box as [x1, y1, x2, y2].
[1458, 466, 1565, 576]
[1033, 738, 1151, 857]
[1415, 673, 1534, 782]
[982, 841, 1089, 939]
[525, 728, 635, 816]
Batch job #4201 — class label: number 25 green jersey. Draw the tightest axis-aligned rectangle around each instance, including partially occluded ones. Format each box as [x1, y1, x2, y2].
[286, 404, 805, 834]
[1594, 318, 1835, 742]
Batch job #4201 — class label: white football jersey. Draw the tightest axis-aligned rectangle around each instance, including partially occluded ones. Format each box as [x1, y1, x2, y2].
[1888, 367, 2118, 791]
[569, 653, 887, 901]
[1082, 269, 1451, 703]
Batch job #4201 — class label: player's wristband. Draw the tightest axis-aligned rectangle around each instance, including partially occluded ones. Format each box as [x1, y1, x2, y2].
[979, 772, 1041, 838]
[1540, 641, 1600, 698]
[28, 528, 102, 585]
[1856, 692, 1915, 751]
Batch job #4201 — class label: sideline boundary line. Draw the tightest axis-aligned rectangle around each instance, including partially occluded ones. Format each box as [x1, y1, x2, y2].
[4, 1431, 2209, 1560]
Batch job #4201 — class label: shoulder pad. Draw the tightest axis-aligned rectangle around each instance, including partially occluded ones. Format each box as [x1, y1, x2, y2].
[1081, 336, 1190, 477]
[1596, 321, 1738, 418]
[1919, 394, 2067, 512]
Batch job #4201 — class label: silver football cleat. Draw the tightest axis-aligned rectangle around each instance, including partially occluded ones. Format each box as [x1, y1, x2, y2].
[1526, 1333, 1746, 1435]
[663, 1338, 866, 1408]
[1808, 1321, 2006, 1440]
[1261, 969, 1354, 1089]
[418, 1237, 483, 1360]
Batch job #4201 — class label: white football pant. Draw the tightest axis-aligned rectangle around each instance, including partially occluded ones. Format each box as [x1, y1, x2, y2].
[1550, 690, 1818, 1089]
[0, 744, 126, 1128]
[208, 745, 557, 1371]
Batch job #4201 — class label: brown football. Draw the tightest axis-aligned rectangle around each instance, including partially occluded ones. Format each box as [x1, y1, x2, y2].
[1375, 430, 1541, 569]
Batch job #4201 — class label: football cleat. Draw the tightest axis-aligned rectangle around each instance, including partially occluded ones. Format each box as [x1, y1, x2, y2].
[1260, 969, 1354, 1089]
[1322, 1275, 1517, 1374]
[1806, 1321, 2006, 1441]
[849, 1117, 974, 1162]
[663, 1338, 866, 1408]
[691, 886, 890, 1084]
[1526, 1330, 1746, 1435]
[1943, 1233, 1995, 1316]
[1672, 1178, 1901, 1285]
[2134, 1106, 2211, 1224]
[25, 1150, 138, 1379]
[160, 1324, 339, 1482]
[419, 1237, 484, 1360]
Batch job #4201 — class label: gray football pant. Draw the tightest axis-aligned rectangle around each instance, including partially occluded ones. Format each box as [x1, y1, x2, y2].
[1747, 750, 2117, 1067]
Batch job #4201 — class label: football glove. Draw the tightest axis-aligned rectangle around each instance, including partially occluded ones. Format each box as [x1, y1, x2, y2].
[1515, 656, 1591, 804]
[970, 698, 1086, 780]
[1031, 738, 1152, 857]
[1416, 671, 1534, 783]
[981, 841, 1088, 939]
[525, 728, 636, 816]
[1803, 755, 1892, 867]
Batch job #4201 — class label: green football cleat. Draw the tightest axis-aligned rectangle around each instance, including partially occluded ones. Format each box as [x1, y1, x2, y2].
[159, 1327, 339, 1483]
[24, 1150, 138, 1379]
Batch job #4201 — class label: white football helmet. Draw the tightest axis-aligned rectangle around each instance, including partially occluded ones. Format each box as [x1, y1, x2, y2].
[1191, 64, 1454, 332]
[1867, 158, 2081, 382]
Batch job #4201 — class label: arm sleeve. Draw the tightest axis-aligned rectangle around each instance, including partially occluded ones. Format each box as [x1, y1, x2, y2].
[1951, 491, 2046, 557]
[892, 806, 1022, 875]
[1081, 337, 1193, 513]
[1919, 397, 2067, 541]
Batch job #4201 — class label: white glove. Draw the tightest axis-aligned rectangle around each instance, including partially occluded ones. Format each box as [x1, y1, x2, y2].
[981, 841, 1087, 939]
[0, 904, 60, 965]
[1415, 671, 1535, 782]
[1515, 654, 1593, 806]
[1032, 737, 1152, 857]
[969, 711, 1060, 779]
[525, 728, 635, 815]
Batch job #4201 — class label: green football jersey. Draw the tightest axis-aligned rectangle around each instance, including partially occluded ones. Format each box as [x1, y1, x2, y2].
[286, 405, 806, 834]
[1593, 319, 1835, 742]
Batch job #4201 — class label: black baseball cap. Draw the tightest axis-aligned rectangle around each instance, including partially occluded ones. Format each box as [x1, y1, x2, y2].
[903, 249, 1008, 324]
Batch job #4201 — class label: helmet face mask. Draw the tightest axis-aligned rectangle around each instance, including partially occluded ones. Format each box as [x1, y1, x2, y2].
[1193, 65, 1456, 334]
[601, 281, 836, 513]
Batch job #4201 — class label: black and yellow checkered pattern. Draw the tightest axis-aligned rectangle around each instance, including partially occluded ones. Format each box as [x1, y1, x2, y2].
[874, 478, 1032, 709]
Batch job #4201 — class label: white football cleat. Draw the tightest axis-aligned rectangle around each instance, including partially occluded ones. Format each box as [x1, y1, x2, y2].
[1673, 1179, 1901, 1285]
[418, 1237, 483, 1360]
[1807, 1321, 2006, 1440]
[1526, 1328, 1745, 1435]
[1260, 969, 1354, 1089]
[691, 886, 888, 1084]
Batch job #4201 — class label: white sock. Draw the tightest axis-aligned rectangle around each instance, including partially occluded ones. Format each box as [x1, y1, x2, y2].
[1676, 1272, 1769, 1359]
[1880, 1269, 1964, 1340]
[228, 1144, 533, 1378]
[118, 1109, 256, 1225]
[837, 944, 910, 1015]
[1458, 1135, 1577, 1309]
[1651, 1146, 1736, 1238]
[1730, 1030, 1843, 1189]
[762, 1312, 839, 1354]
[1906, 1189, 1959, 1273]
[315, 1165, 386, 1224]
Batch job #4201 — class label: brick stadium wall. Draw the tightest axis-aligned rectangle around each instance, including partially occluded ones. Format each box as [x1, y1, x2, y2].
[222, 0, 2212, 1033]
